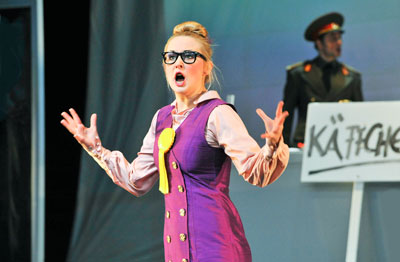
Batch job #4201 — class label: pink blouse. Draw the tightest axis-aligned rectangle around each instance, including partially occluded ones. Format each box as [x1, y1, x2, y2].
[94, 91, 289, 196]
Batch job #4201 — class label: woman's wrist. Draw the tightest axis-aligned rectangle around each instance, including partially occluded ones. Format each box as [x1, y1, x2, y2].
[266, 136, 280, 151]
[81, 135, 103, 159]
[264, 136, 280, 161]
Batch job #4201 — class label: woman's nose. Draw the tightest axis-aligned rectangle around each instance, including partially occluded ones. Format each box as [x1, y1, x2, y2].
[175, 58, 184, 68]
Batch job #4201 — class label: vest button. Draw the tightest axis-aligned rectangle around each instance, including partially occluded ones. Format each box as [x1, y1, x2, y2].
[177, 185, 184, 193]
[179, 233, 186, 241]
[166, 211, 170, 219]
[166, 235, 171, 243]
[172, 161, 178, 169]
[179, 208, 186, 216]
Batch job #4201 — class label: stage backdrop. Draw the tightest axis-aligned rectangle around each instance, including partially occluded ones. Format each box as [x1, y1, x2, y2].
[66, 1, 167, 261]
[68, 0, 400, 261]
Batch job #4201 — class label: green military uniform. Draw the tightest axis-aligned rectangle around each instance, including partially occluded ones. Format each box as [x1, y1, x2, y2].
[282, 12, 363, 147]
[282, 56, 363, 147]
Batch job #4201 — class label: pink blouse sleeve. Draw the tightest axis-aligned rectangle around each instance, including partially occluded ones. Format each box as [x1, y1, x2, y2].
[206, 105, 290, 187]
[88, 111, 159, 197]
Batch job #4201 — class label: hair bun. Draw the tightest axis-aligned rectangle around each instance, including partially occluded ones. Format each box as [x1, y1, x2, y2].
[173, 21, 209, 41]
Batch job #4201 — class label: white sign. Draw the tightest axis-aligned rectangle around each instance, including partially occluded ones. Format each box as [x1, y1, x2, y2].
[301, 101, 400, 182]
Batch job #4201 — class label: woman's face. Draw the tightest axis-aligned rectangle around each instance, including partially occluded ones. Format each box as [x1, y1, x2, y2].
[163, 36, 211, 97]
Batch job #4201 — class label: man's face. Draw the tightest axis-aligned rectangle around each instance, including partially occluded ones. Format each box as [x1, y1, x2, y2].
[316, 31, 342, 60]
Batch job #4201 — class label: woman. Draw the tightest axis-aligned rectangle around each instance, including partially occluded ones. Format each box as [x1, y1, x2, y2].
[61, 21, 289, 262]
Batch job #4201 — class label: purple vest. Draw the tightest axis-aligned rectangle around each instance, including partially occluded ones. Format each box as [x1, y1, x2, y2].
[153, 99, 252, 262]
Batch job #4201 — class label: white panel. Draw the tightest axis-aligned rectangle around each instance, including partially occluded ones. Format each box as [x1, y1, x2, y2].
[301, 101, 400, 182]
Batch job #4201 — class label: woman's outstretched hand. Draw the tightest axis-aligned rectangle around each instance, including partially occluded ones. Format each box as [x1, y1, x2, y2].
[60, 108, 101, 154]
[256, 101, 289, 146]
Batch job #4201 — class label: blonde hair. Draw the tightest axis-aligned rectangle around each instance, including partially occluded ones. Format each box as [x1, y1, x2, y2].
[164, 21, 218, 89]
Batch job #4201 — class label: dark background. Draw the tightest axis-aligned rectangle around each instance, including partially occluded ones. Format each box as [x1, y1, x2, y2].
[44, 1, 89, 260]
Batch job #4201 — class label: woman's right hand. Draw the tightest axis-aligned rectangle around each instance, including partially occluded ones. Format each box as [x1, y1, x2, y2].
[60, 108, 102, 155]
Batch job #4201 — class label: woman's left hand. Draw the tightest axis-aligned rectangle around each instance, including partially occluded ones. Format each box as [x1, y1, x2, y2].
[256, 101, 289, 146]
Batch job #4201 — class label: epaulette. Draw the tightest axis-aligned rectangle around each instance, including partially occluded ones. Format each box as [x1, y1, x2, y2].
[342, 64, 361, 75]
[286, 61, 303, 71]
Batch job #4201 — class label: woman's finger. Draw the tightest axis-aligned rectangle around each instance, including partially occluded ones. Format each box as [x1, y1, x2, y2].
[60, 119, 75, 134]
[256, 108, 272, 124]
[90, 113, 97, 129]
[271, 111, 288, 130]
[261, 132, 278, 143]
[275, 101, 284, 118]
[256, 108, 274, 132]
[69, 108, 83, 125]
[256, 108, 267, 120]
[277, 111, 289, 126]
[61, 111, 75, 126]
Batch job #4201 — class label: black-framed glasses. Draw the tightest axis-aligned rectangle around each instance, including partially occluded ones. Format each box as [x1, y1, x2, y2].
[162, 50, 207, 65]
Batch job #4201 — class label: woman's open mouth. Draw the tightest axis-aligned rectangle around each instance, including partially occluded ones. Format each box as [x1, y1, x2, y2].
[175, 72, 186, 87]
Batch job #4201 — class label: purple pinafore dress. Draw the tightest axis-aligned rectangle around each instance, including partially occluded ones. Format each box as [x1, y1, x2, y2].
[153, 99, 252, 262]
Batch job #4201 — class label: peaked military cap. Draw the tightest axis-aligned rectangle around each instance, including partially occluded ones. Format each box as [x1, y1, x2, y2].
[304, 12, 344, 41]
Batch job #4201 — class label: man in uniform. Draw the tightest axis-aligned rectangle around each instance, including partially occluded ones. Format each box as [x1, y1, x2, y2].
[282, 12, 363, 148]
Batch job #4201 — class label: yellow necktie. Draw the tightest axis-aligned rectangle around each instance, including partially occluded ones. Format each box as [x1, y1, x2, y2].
[158, 128, 176, 194]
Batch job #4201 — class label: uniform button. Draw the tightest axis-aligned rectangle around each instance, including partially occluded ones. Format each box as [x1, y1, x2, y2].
[167, 235, 171, 243]
[172, 161, 178, 169]
[179, 208, 186, 216]
[179, 233, 186, 241]
[166, 211, 170, 219]
[177, 185, 184, 193]
[310, 97, 316, 102]
[182, 259, 188, 262]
